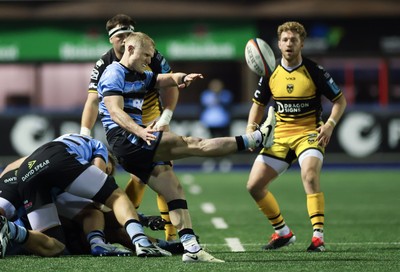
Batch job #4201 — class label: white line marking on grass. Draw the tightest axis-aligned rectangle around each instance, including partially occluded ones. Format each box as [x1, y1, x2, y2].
[181, 174, 195, 185]
[225, 238, 245, 252]
[188, 184, 202, 194]
[201, 202, 216, 214]
[211, 217, 228, 229]
[180, 174, 202, 194]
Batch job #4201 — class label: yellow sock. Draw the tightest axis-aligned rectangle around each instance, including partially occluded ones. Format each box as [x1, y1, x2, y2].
[157, 194, 177, 241]
[124, 175, 146, 209]
[307, 192, 325, 231]
[256, 191, 285, 229]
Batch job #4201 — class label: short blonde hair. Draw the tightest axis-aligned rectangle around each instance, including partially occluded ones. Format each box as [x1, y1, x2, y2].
[277, 21, 307, 41]
[124, 32, 155, 49]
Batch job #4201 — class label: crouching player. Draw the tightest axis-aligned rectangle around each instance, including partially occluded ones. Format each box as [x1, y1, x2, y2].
[0, 168, 64, 257]
[5, 133, 171, 258]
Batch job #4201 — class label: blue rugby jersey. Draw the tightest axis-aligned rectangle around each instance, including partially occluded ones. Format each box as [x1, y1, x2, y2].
[97, 61, 157, 141]
[53, 133, 108, 165]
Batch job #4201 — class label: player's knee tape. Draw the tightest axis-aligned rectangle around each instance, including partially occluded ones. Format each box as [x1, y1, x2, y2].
[167, 199, 188, 211]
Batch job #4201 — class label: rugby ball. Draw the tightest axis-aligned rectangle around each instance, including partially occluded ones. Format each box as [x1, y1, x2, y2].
[245, 38, 276, 77]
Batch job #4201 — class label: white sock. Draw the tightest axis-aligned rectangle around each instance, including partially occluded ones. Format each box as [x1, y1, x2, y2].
[182, 236, 201, 253]
[313, 229, 324, 240]
[276, 225, 290, 236]
[243, 130, 262, 149]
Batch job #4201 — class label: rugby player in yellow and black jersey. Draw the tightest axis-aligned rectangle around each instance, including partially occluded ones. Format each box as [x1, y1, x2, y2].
[80, 14, 179, 242]
[245, 21, 347, 252]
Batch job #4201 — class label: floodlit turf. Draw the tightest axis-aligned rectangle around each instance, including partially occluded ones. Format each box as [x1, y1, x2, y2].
[1, 169, 399, 271]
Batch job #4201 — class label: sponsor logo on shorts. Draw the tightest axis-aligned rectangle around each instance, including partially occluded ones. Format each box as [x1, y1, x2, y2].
[3, 176, 17, 184]
[28, 160, 36, 169]
[22, 159, 50, 182]
[308, 133, 318, 144]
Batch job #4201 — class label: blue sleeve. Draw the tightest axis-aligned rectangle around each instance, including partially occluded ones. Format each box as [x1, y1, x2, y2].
[91, 139, 108, 164]
[99, 64, 125, 97]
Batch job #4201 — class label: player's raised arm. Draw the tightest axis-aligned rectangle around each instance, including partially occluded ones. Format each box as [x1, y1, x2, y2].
[156, 73, 204, 89]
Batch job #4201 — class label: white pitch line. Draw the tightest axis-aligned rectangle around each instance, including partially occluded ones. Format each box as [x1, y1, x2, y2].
[225, 237, 245, 252]
[180, 174, 195, 185]
[201, 202, 216, 214]
[211, 217, 228, 229]
[188, 184, 202, 194]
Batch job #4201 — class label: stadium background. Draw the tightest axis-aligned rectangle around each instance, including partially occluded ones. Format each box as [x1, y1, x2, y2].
[0, 0, 399, 170]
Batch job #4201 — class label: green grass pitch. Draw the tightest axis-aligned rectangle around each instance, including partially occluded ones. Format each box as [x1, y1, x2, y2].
[1, 169, 399, 271]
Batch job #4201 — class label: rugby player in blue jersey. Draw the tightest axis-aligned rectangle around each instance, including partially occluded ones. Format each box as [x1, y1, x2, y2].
[10, 134, 171, 258]
[1, 168, 65, 258]
[97, 32, 275, 263]
[80, 14, 179, 241]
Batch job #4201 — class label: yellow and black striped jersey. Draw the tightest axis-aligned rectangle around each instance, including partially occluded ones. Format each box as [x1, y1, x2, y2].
[88, 48, 173, 124]
[253, 57, 343, 137]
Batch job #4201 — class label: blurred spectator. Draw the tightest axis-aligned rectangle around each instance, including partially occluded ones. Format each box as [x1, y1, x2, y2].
[200, 79, 233, 172]
[200, 79, 233, 137]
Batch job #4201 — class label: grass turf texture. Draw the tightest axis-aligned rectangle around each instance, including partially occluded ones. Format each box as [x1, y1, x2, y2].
[1, 169, 399, 271]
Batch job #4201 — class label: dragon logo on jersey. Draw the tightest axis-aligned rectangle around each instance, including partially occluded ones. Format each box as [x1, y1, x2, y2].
[287, 84, 294, 94]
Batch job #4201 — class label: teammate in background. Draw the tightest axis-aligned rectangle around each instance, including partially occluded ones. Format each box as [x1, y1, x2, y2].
[80, 14, 178, 241]
[14, 133, 171, 258]
[245, 21, 347, 252]
[98, 31, 275, 262]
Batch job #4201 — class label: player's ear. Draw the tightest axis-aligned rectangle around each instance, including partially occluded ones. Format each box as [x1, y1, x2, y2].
[127, 44, 135, 54]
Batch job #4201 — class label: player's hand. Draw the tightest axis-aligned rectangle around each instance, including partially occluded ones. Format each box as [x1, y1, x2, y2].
[154, 123, 170, 132]
[316, 123, 334, 147]
[178, 73, 204, 88]
[140, 122, 157, 145]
